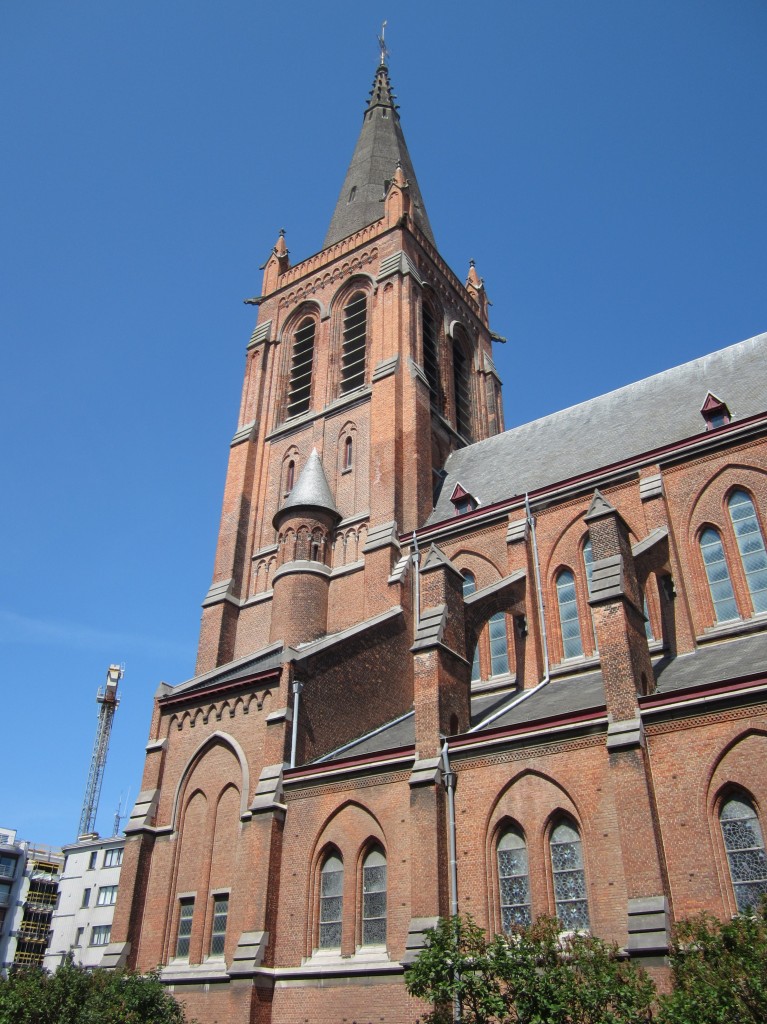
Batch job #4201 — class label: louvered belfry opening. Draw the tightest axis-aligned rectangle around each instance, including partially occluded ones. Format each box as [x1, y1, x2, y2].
[453, 344, 472, 440]
[422, 304, 441, 410]
[287, 317, 315, 417]
[340, 292, 367, 394]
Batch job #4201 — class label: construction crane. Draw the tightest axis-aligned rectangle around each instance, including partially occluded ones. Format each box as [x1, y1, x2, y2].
[77, 664, 123, 838]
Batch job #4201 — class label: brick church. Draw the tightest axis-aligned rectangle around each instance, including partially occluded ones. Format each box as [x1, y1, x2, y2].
[104, 57, 767, 1023]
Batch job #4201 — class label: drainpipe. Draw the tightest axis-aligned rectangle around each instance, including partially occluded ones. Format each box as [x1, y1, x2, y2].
[467, 492, 551, 733]
[441, 739, 460, 1023]
[412, 533, 421, 630]
[290, 680, 303, 769]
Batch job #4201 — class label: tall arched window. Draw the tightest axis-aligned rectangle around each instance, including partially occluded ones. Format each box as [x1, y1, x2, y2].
[556, 570, 584, 659]
[728, 490, 767, 615]
[489, 613, 510, 677]
[719, 795, 767, 913]
[287, 318, 315, 417]
[462, 572, 481, 682]
[285, 459, 295, 496]
[361, 847, 387, 946]
[422, 303, 441, 411]
[550, 820, 590, 930]
[340, 292, 367, 394]
[453, 344, 472, 440]
[582, 538, 598, 651]
[319, 853, 343, 949]
[343, 435, 354, 470]
[497, 828, 531, 930]
[700, 527, 738, 622]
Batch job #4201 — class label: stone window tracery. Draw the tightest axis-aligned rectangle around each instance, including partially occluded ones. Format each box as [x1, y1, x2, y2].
[319, 853, 344, 949]
[361, 847, 387, 946]
[719, 794, 767, 913]
[497, 827, 531, 930]
[549, 819, 590, 931]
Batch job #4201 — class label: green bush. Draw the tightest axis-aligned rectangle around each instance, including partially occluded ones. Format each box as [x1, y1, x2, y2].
[0, 956, 191, 1024]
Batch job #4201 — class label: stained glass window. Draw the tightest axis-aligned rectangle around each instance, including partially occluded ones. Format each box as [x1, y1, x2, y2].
[175, 899, 194, 959]
[728, 491, 767, 615]
[489, 613, 510, 677]
[550, 820, 590, 930]
[582, 539, 598, 650]
[720, 796, 767, 913]
[498, 828, 531, 930]
[319, 854, 343, 949]
[556, 570, 583, 659]
[700, 528, 738, 622]
[210, 895, 228, 957]
[462, 572, 481, 682]
[362, 848, 387, 946]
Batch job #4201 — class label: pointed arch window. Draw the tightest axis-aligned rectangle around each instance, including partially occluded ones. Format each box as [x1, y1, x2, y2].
[361, 847, 387, 946]
[285, 459, 295, 496]
[489, 613, 510, 677]
[550, 820, 590, 930]
[700, 527, 738, 623]
[287, 318, 315, 418]
[453, 344, 472, 441]
[582, 539, 598, 651]
[728, 490, 767, 614]
[340, 292, 367, 394]
[343, 435, 354, 471]
[719, 795, 767, 913]
[497, 828, 531, 929]
[461, 572, 481, 682]
[556, 569, 583, 659]
[422, 303, 441, 410]
[319, 853, 344, 949]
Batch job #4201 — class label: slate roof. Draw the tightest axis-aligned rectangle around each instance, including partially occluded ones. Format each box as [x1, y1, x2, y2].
[309, 628, 767, 762]
[323, 63, 435, 249]
[277, 448, 339, 523]
[428, 332, 767, 524]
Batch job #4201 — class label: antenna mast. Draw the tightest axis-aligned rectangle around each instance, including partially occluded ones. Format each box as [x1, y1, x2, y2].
[78, 664, 123, 838]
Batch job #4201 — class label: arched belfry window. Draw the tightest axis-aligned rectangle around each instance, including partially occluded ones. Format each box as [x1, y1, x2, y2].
[361, 847, 387, 946]
[728, 490, 767, 614]
[497, 827, 531, 929]
[422, 303, 441, 410]
[719, 794, 767, 913]
[550, 819, 590, 930]
[287, 317, 315, 418]
[319, 853, 343, 949]
[700, 527, 738, 622]
[556, 569, 584, 660]
[453, 342, 472, 441]
[461, 572, 481, 682]
[340, 291, 367, 394]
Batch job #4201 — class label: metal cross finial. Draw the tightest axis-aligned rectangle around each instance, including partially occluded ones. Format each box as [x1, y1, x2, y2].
[377, 20, 389, 65]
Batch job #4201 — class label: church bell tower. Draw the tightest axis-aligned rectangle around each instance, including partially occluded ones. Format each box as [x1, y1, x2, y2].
[196, 58, 505, 675]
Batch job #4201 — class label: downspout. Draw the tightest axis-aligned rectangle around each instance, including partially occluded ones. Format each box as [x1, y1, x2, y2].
[412, 533, 421, 630]
[290, 680, 303, 769]
[441, 738, 460, 1024]
[467, 492, 551, 733]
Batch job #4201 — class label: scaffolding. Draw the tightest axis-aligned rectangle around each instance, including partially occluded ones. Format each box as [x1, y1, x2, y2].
[78, 665, 123, 838]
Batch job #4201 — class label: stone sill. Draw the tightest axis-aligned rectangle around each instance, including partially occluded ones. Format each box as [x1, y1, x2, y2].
[698, 613, 767, 645]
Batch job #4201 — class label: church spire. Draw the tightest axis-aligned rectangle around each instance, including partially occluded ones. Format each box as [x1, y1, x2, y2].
[323, 62, 435, 249]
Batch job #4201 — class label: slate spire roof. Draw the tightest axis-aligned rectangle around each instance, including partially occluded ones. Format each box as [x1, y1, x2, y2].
[323, 62, 435, 249]
[275, 448, 340, 525]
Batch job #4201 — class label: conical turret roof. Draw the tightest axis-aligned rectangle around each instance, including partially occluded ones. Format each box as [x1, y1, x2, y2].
[323, 63, 435, 249]
[274, 449, 340, 527]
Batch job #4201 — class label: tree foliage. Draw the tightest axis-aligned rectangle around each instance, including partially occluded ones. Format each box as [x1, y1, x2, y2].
[0, 956, 191, 1024]
[405, 915, 655, 1024]
[656, 902, 767, 1024]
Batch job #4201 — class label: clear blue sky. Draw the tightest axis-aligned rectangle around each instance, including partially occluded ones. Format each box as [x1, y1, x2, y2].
[1, 2, 765, 847]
